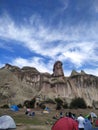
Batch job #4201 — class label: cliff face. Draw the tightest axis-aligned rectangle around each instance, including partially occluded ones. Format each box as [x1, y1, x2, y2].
[0, 62, 98, 107]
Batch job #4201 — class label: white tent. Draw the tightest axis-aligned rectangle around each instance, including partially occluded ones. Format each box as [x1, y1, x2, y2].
[0, 115, 16, 129]
[90, 112, 97, 118]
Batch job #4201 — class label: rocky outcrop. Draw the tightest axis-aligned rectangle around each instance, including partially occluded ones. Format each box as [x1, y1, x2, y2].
[0, 61, 98, 107]
[52, 61, 64, 77]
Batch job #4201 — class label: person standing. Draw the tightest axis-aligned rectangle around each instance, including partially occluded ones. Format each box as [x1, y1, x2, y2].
[77, 114, 85, 130]
[84, 115, 92, 130]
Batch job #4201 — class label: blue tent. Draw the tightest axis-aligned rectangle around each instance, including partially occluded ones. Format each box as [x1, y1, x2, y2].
[44, 107, 50, 111]
[10, 105, 19, 111]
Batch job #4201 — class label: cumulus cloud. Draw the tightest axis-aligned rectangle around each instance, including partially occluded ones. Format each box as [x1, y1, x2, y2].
[11, 57, 53, 73]
[84, 68, 98, 76]
[0, 12, 98, 76]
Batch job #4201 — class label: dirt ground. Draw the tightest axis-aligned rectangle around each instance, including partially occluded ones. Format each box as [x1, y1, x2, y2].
[1, 108, 98, 130]
[16, 125, 51, 130]
[0, 108, 53, 130]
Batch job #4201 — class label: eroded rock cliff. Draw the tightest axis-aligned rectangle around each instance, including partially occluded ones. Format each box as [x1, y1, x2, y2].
[0, 61, 98, 107]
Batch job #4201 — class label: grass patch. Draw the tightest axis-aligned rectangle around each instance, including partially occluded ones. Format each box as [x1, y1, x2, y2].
[0, 108, 98, 130]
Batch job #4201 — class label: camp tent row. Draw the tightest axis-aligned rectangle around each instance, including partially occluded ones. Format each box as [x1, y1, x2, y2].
[52, 112, 98, 130]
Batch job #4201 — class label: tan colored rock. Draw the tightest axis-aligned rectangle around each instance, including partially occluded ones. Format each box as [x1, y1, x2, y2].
[0, 62, 98, 108]
[52, 61, 64, 77]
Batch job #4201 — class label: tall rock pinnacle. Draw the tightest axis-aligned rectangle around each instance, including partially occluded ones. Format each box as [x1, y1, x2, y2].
[52, 61, 64, 77]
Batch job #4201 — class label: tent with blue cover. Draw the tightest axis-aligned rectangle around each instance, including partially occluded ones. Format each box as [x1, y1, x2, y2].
[10, 105, 19, 111]
[43, 107, 50, 113]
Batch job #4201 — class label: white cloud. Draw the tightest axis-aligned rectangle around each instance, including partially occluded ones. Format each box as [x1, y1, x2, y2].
[92, 0, 98, 13]
[59, 0, 69, 11]
[57, 42, 98, 68]
[0, 13, 98, 45]
[0, 13, 98, 76]
[84, 68, 98, 76]
[0, 63, 5, 68]
[11, 57, 53, 73]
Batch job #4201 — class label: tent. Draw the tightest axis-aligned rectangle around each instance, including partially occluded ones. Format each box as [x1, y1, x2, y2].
[51, 117, 78, 130]
[43, 110, 49, 113]
[0, 115, 16, 129]
[90, 112, 97, 118]
[10, 105, 19, 111]
[44, 107, 50, 111]
[95, 119, 98, 127]
[85, 114, 90, 118]
[84, 118, 92, 130]
[43, 107, 50, 113]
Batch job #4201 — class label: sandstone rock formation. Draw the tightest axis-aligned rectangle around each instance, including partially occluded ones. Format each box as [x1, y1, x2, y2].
[0, 61, 98, 108]
[52, 61, 64, 77]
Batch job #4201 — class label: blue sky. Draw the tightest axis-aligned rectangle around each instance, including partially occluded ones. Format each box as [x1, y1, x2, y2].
[0, 0, 98, 76]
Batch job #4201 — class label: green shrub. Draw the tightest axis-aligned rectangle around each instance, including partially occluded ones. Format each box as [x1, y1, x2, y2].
[56, 104, 62, 110]
[70, 97, 87, 109]
[55, 98, 63, 105]
[17, 104, 23, 108]
[1, 104, 9, 108]
[55, 98, 63, 110]
[23, 98, 36, 108]
[45, 98, 55, 104]
[39, 103, 46, 109]
[30, 98, 36, 108]
[63, 102, 68, 109]
[24, 100, 30, 108]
